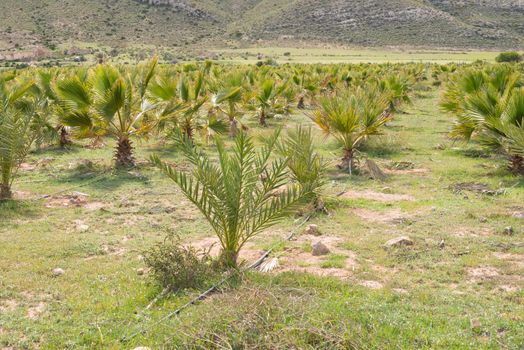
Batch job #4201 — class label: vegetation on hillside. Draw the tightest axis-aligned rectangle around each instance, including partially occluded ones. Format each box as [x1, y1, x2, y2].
[0, 0, 523, 57]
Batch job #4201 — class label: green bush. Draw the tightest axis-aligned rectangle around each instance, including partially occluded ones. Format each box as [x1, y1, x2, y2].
[495, 51, 522, 63]
[144, 237, 218, 291]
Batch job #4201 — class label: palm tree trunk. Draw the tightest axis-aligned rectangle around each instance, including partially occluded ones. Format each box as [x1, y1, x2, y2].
[338, 149, 354, 175]
[297, 96, 305, 109]
[229, 118, 238, 138]
[59, 126, 72, 148]
[0, 183, 12, 200]
[185, 125, 194, 140]
[259, 109, 267, 127]
[115, 137, 135, 167]
[509, 155, 523, 174]
[220, 249, 239, 269]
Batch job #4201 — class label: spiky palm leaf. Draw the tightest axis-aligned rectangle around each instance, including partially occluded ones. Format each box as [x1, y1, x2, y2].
[0, 76, 37, 199]
[56, 58, 160, 166]
[277, 126, 327, 212]
[312, 86, 390, 173]
[151, 130, 308, 268]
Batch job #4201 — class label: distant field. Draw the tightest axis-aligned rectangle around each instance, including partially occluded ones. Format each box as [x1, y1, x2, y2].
[214, 47, 500, 64]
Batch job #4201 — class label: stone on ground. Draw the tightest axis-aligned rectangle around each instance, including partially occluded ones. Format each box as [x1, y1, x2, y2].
[312, 242, 330, 256]
[384, 236, 414, 248]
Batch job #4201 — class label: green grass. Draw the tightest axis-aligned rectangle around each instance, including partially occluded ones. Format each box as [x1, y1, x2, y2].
[214, 47, 502, 64]
[0, 90, 523, 349]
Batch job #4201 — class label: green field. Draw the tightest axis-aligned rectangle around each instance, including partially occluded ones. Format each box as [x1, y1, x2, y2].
[1, 83, 523, 348]
[214, 47, 501, 64]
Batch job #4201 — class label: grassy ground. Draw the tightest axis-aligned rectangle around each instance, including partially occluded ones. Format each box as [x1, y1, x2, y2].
[213, 47, 501, 64]
[0, 90, 523, 349]
[1, 45, 503, 69]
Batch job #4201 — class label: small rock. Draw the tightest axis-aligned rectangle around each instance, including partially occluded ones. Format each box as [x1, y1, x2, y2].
[503, 227, 514, 235]
[479, 217, 488, 223]
[359, 280, 383, 290]
[119, 199, 135, 208]
[512, 212, 523, 219]
[384, 236, 414, 248]
[77, 224, 89, 233]
[311, 242, 330, 256]
[304, 224, 321, 236]
[132, 347, 151, 350]
[71, 191, 89, 197]
[470, 319, 481, 331]
[136, 268, 146, 276]
[52, 268, 65, 277]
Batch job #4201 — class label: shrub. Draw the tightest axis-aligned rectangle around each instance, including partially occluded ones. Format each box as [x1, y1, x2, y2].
[144, 237, 217, 291]
[495, 52, 522, 63]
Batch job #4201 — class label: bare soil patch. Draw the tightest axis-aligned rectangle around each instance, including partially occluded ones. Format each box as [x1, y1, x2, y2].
[450, 182, 505, 196]
[452, 227, 492, 238]
[385, 161, 430, 175]
[187, 237, 263, 263]
[0, 299, 18, 312]
[352, 208, 409, 223]
[467, 266, 500, 282]
[340, 190, 415, 202]
[493, 252, 524, 267]
[26, 302, 46, 320]
[45, 193, 89, 208]
[102, 245, 127, 256]
[384, 168, 430, 175]
[497, 285, 519, 293]
[19, 157, 55, 171]
[13, 191, 35, 200]
[277, 235, 358, 279]
[359, 280, 384, 289]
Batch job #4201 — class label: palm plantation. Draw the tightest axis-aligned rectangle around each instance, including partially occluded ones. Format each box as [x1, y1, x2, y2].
[1, 56, 523, 348]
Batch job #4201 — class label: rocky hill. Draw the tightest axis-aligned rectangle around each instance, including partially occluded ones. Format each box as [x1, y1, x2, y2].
[0, 0, 522, 55]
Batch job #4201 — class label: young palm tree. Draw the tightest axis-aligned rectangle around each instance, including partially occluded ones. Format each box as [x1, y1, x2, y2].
[211, 86, 243, 138]
[277, 126, 327, 212]
[380, 74, 413, 112]
[442, 66, 524, 173]
[0, 75, 37, 200]
[30, 70, 65, 148]
[151, 130, 308, 268]
[441, 66, 520, 139]
[254, 80, 275, 127]
[149, 70, 226, 142]
[312, 87, 390, 174]
[474, 88, 524, 173]
[57, 58, 159, 167]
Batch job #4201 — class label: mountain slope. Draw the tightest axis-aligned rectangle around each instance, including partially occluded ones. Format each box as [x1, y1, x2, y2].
[0, 0, 522, 53]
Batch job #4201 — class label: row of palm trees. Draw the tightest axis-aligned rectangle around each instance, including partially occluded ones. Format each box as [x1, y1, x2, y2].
[0, 59, 419, 200]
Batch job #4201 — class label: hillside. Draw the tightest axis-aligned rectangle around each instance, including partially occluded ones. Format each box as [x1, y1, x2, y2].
[0, 0, 523, 56]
